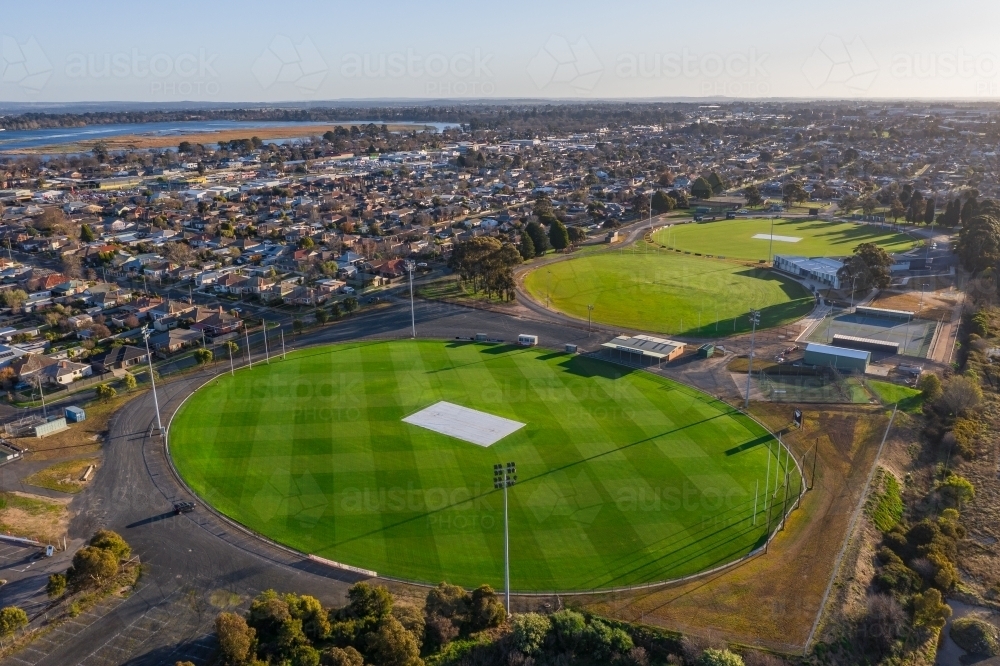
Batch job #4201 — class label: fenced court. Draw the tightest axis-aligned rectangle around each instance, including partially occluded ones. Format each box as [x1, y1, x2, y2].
[753, 367, 874, 404]
[806, 311, 938, 358]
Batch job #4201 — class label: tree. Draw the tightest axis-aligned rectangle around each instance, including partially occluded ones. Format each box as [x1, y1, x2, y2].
[314, 308, 329, 324]
[938, 474, 975, 507]
[293, 319, 304, 335]
[918, 373, 943, 402]
[743, 185, 764, 208]
[79, 224, 96, 243]
[46, 573, 66, 598]
[651, 190, 676, 213]
[518, 230, 536, 260]
[924, 198, 936, 225]
[861, 196, 879, 216]
[365, 615, 421, 666]
[194, 348, 213, 365]
[0, 289, 28, 313]
[525, 221, 550, 256]
[548, 219, 570, 250]
[940, 375, 983, 415]
[466, 585, 505, 632]
[511, 613, 550, 655]
[343, 297, 358, 313]
[691, 176, 713, 200]
[781, 181, 807, 207]
[67, 546, 118, 588]
[697, 648, 744, 666]
[216, 612, 257, 666]
[299, 237, 315, 250]
[123, 372, 137, 392]
[912, 588, 952, 632]
[90, 529, 131, 560]
[567, 226, 588, 243]
[0, 606, 27, 646]
[887, 198, 905, 223]
[96, 384, 117, 402]
[707, 171, 727, 194]
[957, 213, 1000, 274]
[286, 594, 331, 643]
[837, 242, 894, 292]
[322, 646, 363, 666]
[961, 196, 979, 225]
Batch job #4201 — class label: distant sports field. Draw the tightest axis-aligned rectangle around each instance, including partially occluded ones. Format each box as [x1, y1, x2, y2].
[652, 218, 917, 261]
[170, 341, 796, 591]
[522, 252, 814, 336]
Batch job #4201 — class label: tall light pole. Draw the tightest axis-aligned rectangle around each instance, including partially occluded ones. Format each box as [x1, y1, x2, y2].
[587, 304, 594, 334]
[849, 275, 859, 311]
[263, 321, 270, 364]
[744, 309, 761, 410]
[228, 342, 235, 376]
[768, 216, 775, 263]
[404, 259, 416, 338]
[244, 321, 252, 369]
[141, 326, 163, 433]
[493, 461, 516, 614]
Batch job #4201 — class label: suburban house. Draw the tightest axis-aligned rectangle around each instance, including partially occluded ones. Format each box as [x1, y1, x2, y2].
[89, 345, 149, 374]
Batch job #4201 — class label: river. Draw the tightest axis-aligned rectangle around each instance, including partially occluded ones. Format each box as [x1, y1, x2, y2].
[0, 119, 459, 152]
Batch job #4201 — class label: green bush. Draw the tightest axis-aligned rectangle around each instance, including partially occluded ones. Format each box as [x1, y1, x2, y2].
[866, 469, 903, 532]
[937, 474, 975, 507]
[950, 616, 999, 656]
[511, 613, 551, 656]
[697, 648, 745, 666]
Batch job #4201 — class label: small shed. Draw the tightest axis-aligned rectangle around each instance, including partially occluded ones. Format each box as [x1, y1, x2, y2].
[64, 406, 86, 423]
[804, 342, 870, 373]
[34, 417, 68, 438]
[697, 343, 715, 358]
[564, 344, 578, 353]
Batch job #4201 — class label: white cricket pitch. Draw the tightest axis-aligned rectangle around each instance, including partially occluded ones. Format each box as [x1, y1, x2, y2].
[402, 401, 525, 447]
[752, 234, 801, 243]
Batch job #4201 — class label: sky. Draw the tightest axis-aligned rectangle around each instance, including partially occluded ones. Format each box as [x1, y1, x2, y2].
[3, 0, 1000, 104]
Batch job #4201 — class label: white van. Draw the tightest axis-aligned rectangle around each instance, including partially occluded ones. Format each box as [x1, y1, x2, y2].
[518, 334, 538, 346]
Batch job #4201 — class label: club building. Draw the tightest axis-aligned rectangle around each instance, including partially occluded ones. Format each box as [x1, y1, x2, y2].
[773, 255, 843, 289]
[601, 334, 685, 366]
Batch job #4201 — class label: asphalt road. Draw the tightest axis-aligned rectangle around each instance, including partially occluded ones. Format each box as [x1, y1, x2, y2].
[0, 297, 615, 666]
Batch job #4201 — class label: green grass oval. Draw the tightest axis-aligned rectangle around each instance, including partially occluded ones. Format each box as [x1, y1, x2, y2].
[169, 341, 796, 591]
[523, 252, 814, 337]
[652, 217, 917, 261]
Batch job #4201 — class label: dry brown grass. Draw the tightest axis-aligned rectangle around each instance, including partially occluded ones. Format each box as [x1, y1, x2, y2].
[24, 457, 100, 494]
[12, 390, 145, 461]
[0, 491, 71, 543]
[871, 289, 960, 322]
[574, 403, 890, 652]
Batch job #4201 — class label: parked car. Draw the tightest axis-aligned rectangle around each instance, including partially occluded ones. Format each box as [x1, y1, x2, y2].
[173, 501, 196, 514]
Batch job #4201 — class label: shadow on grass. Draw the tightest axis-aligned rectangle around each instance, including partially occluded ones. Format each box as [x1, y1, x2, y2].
[558, 355, 633, 380]
[724, 433, 774, 456]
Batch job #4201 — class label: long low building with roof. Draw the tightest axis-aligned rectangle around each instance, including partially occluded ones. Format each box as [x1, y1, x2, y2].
[601, 334, 685, 366]
[773, 255, 843, 289]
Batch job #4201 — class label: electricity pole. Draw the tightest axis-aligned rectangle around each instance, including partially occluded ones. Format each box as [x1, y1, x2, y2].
[493, 462, 517, 614]
[744, 309, 761, 410]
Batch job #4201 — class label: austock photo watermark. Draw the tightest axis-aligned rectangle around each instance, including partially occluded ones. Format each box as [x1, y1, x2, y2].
[64, 47, 222, 97]
[340, 47, 497, 97]
[615, 47, 771, 96]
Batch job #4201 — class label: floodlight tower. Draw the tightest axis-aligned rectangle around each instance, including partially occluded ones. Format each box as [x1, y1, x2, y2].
[141, 326, 163, 433]
[493, 461, 516, 614]
[744, 309, 761, 410]
[404, 259, 416, 338]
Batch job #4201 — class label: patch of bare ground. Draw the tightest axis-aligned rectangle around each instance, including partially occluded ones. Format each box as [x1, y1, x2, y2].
[808, 410, 933, 664]
[871, 288, 960, 322]
[0, 491, 71, 543]
[575, 402, 889, 653]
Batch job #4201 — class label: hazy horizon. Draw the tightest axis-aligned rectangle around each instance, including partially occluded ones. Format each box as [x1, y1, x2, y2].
[3, 0, 1000, 105]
